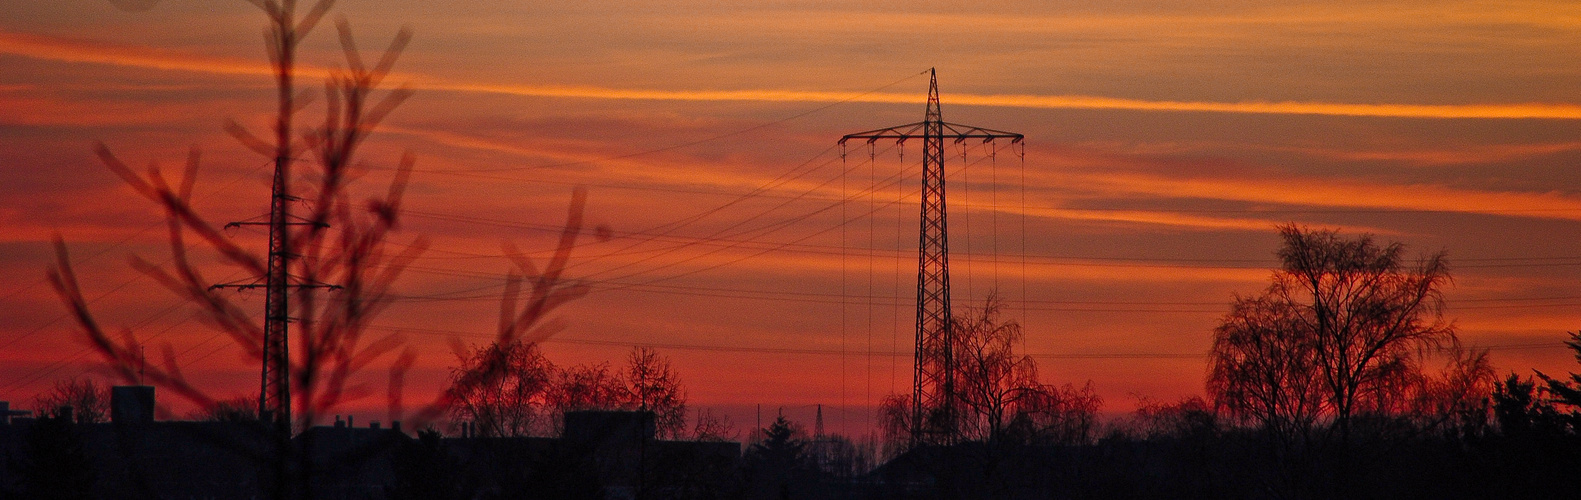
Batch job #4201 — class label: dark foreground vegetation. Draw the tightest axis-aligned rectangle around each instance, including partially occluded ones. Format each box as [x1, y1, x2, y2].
[6, 380, 1581, 499]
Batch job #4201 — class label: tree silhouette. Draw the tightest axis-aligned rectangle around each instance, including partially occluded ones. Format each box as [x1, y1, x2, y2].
[1209, 225, 1458, 442]
[624, 346, 687, 439]
[187, 396, 260, 423]
[690, 408, 736, 442]
[445, 340, 555, 438]
[1535, 330, 1581, 431]
[880, 295, 1101, 451]
[446, 343, 690, 438]
[1207, 293, 1325, 443]
[45, 2, 597, 498]
[547, 362, 624, 413]
[49, 0, 420, 430]
[743, 415, 810, 499]
[31, 379, 110, 425]
[1493, 373, 1562, 437]
[1129, 396, 1219, 440]
[1406, 346, 1493, 438]
[46, 4, 425, 496]
[951, 295, 1041, 444]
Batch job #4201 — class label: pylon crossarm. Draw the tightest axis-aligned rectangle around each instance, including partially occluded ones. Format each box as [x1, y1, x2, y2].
[210, 280, 266, 291]
[838, 121, 928, 144]
[938, 122, 1024, 142]
[839, 121, 1022, 144]
[222, 217, 328, 229]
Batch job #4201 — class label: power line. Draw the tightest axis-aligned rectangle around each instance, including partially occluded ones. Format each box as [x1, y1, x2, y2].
[409, 71, 929, 174]
[362, 323, 1576, 362]
[402, 200, 1581, 269]
[389, 259, 1581, 312]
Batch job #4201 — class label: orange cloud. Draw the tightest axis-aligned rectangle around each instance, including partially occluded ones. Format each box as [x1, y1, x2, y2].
[1278, 142, 1581, 166]
[8, 30, 1581, 121]
[1067, 171, 1581, 221]
[0, 31, 275, 78]
[1018, 205, 1285, 232]
[1098, 140, 1581, 167]
[0, 93, 222, 127]
[411, 81, 1581, 120]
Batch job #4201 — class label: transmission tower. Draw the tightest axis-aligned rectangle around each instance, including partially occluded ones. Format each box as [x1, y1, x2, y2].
[839, 69, 1022, 445]
[214, 153, 297, 431]
[261, 152, 290, 429]
[214, 140, 333, 432]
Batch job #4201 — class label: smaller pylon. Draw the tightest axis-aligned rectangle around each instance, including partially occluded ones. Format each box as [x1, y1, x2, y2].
[815, 404, 825, 440]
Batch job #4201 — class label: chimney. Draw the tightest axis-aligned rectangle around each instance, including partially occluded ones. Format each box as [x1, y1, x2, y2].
[392, 420, 401, 433]
[370, 421, 380, 430]
[0, 402, 27, 426]
[112, 386, 156, 425]
[347, 415, 354, 428]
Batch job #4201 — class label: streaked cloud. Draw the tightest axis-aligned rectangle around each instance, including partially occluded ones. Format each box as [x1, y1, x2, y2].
[1068, 171, 1581, 221]
[8, 30, 1581, 121]
[0, 31, 274, 78]
[415, 82, 1581, 120]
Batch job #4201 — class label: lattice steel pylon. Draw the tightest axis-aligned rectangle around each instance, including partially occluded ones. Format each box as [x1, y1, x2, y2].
[840, 69, 1023, 445]
[215, 101, 335, 432]
[260, 151, 291, 430]
[214, 145, 296, 432]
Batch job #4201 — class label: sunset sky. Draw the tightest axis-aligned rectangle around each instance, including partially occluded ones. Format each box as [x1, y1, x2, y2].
[5, 0, 1581, 437]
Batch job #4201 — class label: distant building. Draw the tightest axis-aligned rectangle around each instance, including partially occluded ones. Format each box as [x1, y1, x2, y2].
[0, 387, 740, 499]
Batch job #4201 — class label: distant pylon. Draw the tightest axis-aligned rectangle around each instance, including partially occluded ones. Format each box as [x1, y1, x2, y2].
[259, 147, 291, 429]
[213, 146, 295, 430]
[815, 403, 825, 440]
[840, 69, 1023, 446]
[213, 127, 334, 431]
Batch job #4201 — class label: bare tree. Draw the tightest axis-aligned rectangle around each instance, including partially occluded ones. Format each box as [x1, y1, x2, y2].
[449, 344, 691, 438]
[691, 408, 736, 442]
[31, 378, 111, 424]
[1408, 346, 1494, 437]
[445, 340, 555, 437]
[1007, 381, 1102, 446]
[1129, 396, 1218, 440]
[45, 3, 432, 497]
[1209, 225, 1458, 442]
[547, 362, 623, 412]
[187, 396, 260, 423]
[625, 346, 687, 438]
[877, 393, 914, 457]
[951, 295, 1043, 443]
[1208, 293, 1324, 443]
[433, 190, 608, 439]
[49, 0, 421, 430]
[43, 3, 596, 499]
[879, 296, 1101, 451]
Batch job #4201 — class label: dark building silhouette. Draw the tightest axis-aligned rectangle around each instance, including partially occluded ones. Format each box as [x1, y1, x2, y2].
[0, 388, 741, 499]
